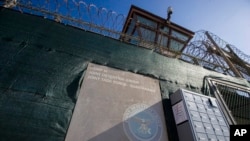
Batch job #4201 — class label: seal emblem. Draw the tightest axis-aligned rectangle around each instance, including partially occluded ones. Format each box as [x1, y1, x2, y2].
[123, 103, 162, 141]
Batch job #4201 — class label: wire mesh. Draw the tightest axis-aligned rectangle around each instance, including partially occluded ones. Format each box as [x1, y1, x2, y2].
[216, 83, 250, 124]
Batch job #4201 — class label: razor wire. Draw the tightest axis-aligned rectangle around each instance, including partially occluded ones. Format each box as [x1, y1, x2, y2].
[181, 30, 250, 81]
[183, 30, 250, 65]
[1, 0, 250, 79]
[201, 30, 250, 64]
[181, 30, 231, 74]
[183, 30, 250, 66]
[1, 0, 127, 39]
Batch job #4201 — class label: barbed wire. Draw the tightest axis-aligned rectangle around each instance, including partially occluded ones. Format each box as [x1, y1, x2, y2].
[1, 0, 127, 39]
[1, 0, 250, 80]
[182, 30, 250, 80]
[227, 44, 250, 64]
[204, 31, 250, 64]
[182, 30, 229, 71]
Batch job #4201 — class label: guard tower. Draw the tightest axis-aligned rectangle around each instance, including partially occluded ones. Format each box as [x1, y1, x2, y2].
[121, 5, 194, 58]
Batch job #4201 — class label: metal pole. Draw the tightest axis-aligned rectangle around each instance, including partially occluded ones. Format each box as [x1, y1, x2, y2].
[205, 31, 243, 78]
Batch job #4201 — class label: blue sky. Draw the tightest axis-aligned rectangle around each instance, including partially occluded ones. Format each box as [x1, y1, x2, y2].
[83, 0, 250, 55]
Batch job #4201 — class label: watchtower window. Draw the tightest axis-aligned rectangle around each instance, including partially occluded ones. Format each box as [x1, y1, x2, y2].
[136, 15, 157, 29]
[121, 5, 194, 57]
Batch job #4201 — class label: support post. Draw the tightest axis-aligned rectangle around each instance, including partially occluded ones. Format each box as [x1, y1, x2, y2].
[205, 31, 243, 78]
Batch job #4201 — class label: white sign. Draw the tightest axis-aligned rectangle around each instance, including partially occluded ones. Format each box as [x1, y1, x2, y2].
[65, 63, 168, 141]
[172, 101, 188, 124]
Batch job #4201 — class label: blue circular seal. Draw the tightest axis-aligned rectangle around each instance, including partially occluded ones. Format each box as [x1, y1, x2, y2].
[123, 104, 162, 141]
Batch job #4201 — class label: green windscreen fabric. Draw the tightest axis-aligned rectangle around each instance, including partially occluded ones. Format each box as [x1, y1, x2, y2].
[0, 8, 249, 141]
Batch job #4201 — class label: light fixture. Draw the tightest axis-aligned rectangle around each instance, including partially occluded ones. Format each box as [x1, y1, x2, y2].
[166, 6, 173, 23]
